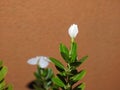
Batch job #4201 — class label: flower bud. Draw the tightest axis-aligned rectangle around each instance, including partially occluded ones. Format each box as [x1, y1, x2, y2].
[68, 24, 78, 39]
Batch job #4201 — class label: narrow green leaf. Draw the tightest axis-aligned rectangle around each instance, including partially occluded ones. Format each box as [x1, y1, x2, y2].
[59, 43, 69, 54]
[78, 83, 85, 90]
[70, 62, 82, 67]
[52, 77, 65, 87]
[61, 52, 70, 63]
[73, 83, 85, 90]
[55, 66, 64, 72]
[59, 43, 70, 63]
[7, 84, 13, 90]
[57, 74, 66, 84]
[0, 66, 8, 81]
[70, 42, 77, 62]
[0, 80, 5, 89]
[79, 55, 88, 64]
[46, 68, 54, 80]
[70, 70, 86, 82]
[49, 57, 65, 70]
[70, 55, 88, 67]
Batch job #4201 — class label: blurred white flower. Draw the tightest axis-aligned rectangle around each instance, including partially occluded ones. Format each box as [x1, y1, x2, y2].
[27, 56, 50, 68]
[68, 24, 78, 39]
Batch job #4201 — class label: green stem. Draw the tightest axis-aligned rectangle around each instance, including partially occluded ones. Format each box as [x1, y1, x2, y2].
[65, 64, 72, 90]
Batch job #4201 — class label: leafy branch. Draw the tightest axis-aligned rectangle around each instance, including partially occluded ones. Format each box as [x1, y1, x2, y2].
[49, 24, 88, 90]
[28, 24, 88, 90]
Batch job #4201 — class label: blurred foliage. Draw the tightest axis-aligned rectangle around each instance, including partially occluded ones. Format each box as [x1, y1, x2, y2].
[31, 66, 56, 90]
[0, 60, 13, 90]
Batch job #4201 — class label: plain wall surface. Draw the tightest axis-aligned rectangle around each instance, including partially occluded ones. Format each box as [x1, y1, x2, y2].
[0, 0, 120, 90]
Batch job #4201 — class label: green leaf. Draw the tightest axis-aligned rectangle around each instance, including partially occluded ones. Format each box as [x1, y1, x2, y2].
[70, 70, 86, 82]
[52, 77, 65, 87]
[70, 62, 82, 67]
[57, 74, 66, 84]
[55, 66, 65, 72]
[59, 43, 70, 63]
[0, 80, 5, 89]
[73, 83, 85, 90]
[79, 55, 88, 64]
[46, 68, 54, 80]
[0, 66, 8, 81]
[34, 71, 40, 79]
[70, 42, 77, 62]
[7, 84, 13, 90]
[70, 55, 88, 67]
[0, 61, 13, 90]
[78, 83, 85, 90]
[59, 71, 66, 76]
[40, 68, 47, 77]
[49, 57, 65, 70]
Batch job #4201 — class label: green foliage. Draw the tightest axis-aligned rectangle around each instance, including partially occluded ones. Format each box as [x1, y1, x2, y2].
[73, 83, 85, 90]
[33, 66, 54, 90]
[30, 26, 88, 90]
[0, 66, 7, 81]
[49, 57, 65, 71]
[52, 77, 65, 87]
[79, 56, 88, 65]
[70, 70, 86, 82]
[59, 43, 69, 63]
[69, 42, 77, 63]
[49, 40, 88, 90]
[0, 60, 13, 90]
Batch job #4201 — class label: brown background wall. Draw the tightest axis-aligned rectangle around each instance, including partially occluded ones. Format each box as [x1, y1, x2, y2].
[0, 0, 120, 90]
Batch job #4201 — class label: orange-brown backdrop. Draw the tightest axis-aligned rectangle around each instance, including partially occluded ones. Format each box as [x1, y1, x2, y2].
[0, 0, 120, 90]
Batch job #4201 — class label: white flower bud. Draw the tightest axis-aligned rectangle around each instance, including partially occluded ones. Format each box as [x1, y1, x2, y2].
[68, 24, 79, 39]
[27, 56, 50, 68]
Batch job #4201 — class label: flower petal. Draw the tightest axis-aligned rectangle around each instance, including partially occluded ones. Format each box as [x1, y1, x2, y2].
[38, 56, 50, 68]
[27, 57, 39, 65]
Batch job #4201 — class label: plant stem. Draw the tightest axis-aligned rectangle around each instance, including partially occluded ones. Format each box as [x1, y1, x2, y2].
[65, 64, 72, 90]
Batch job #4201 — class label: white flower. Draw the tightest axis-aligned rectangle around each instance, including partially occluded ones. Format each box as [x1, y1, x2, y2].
[68, 24, 79, 39]
[27, 56, 50, 68]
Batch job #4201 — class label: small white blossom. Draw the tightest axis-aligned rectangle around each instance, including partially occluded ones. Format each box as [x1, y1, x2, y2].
[27, 56, 50, 68]
[68, 24, 79, 39]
